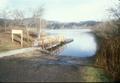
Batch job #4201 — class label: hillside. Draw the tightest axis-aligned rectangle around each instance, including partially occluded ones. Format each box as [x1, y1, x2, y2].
[0, 18, 100, 29]
[46, 20, 100, 29]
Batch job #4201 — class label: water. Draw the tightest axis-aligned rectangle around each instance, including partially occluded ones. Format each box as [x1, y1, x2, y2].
[44, 29, 97, 57]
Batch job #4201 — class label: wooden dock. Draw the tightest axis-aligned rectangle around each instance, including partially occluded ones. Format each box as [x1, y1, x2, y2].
[37, 35, 73, 50]
[46, 39, 73, 50]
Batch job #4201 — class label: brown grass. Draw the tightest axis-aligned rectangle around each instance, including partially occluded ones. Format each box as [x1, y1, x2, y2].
[0, 29, 36, 52]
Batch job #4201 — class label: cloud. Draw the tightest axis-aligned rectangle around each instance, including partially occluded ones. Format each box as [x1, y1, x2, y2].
[0, 0, 119, 22]
[44, 0, 119, 22]
[0, 0, 9, 9]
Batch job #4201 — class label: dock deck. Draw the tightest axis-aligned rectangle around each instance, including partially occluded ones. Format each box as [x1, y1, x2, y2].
[37, 35, 73, 50]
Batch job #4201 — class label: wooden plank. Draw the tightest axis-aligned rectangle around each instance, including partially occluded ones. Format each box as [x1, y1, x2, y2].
[45, 42, 61, 50]
[45, 39, 73, 50]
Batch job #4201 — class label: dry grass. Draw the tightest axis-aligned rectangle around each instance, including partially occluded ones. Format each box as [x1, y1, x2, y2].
[95, 37, 120, 81]
[0, 28, 36, 52]
[93, 20, 120, 39]
[92, 20, 120, 81]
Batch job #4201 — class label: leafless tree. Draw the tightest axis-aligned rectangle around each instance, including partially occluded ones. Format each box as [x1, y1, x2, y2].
[94, 1, 120, 38]
[12, 9, 24, 27]
[108, 1, 120, 36]
[32, 6, 44, 39]
[12, 9, 30, 42]
[0, 8, 11, 32]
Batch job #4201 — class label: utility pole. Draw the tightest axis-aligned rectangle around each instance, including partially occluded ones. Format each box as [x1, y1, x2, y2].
[38, 17, 41, 39]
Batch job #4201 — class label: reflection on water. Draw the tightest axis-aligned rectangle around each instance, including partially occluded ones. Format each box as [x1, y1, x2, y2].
[45, 29, 97, 57]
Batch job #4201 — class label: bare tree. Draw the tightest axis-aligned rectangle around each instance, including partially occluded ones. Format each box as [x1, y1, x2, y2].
[94, 1, 120, 38]
[12, 9, 24, 27]
[108, 1, 120, 36]
[109, 2, 120, 20]
[95, 1, 120, 81]
[12, 9, 30, 43]
[32, 6, 44, 39]
[0, 8, 11, 32]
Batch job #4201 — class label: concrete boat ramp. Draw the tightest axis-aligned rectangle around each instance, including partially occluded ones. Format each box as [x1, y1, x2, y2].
[0, 47, 42, 58]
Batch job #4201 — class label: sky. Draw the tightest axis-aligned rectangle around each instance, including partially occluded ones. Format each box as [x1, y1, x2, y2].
[0, 0, 119, 22]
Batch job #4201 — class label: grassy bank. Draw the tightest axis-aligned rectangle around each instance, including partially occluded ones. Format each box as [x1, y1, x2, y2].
[0, 29, 36, 52]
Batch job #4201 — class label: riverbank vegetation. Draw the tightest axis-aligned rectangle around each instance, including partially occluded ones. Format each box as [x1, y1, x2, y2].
[93, 1, 120, 81]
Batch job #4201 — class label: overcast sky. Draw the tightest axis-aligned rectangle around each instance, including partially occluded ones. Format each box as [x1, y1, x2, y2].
[0, 0, 119, 22]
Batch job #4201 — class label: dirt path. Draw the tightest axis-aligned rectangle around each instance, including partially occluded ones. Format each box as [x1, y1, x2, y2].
[0, 51, 112, 82]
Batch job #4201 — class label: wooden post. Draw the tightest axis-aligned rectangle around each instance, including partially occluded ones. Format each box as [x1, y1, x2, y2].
[12, 32, 14, 43]
[21, 32, 23, 47]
